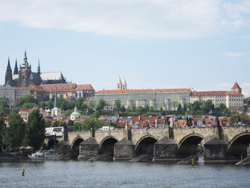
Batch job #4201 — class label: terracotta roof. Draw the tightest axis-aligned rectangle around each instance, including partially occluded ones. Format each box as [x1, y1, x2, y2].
[41, 83, 76, 92]
[75, 84, 94, 91]
[30, 86, 44, 91]
[96, 88, 189, 94]
[232, 82, 241, 89]
[191, 91, 242, 96]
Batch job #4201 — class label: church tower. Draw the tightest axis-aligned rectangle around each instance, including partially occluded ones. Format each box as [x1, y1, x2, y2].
[14, 59, 18, 74]
[18, 50, 32, 87]
[231, 82, 242, 94]
[117, 76, 122, 90]
[5, 58, 13, 86]
[122, 77, 127, 90]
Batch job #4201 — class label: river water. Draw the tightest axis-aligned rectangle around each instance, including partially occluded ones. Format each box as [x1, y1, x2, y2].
[1, 158, 250, 188]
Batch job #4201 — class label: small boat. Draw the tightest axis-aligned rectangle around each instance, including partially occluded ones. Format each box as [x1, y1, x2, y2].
[28, 149, 60, 160]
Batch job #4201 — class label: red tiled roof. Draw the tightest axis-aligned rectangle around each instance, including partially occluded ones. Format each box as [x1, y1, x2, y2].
[41, 83, 76, 92]
[75, 84, 94, 91]
[30, 86, 44, 91]
[232, 82, 241, 89]
[191, 91, 242, 96]
[96, 88, 189, 94]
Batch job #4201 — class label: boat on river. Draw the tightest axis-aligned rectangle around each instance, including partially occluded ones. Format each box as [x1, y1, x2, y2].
[28, 150, 60, 160]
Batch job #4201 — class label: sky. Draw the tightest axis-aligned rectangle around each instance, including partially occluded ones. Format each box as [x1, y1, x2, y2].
[0, 0, 250, 96]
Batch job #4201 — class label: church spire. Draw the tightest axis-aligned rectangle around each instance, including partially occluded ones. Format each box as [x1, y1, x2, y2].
[117, 76, 121, 84]
[54, 88, 58, 108]
[37, 59, 40, 74]
[14, 59, 18, 74]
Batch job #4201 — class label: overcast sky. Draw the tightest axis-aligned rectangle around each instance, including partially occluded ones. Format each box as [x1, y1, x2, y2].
[0, 0, 250, 96]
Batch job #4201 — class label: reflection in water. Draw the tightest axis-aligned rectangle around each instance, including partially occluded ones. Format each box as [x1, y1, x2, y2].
[1, 159, 250, 188]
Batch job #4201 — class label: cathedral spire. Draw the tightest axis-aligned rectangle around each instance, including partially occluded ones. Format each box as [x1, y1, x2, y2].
[5, 58, 13, 86]
[7, 57, 11, 68]
[22, 50, 29, 67]
[37, 59, 40, 74]
[14, 59, 18, 74]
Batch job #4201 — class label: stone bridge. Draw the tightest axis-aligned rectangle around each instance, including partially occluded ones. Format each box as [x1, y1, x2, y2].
[51, 126, 250, 162]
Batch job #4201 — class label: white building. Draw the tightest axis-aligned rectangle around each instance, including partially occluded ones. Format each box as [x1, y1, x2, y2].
[190, 82, 244, 111]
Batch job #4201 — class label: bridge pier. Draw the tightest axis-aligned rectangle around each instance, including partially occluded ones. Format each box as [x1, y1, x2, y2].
[204, 137, 227, 162]
[113, 138, 134, 160]
[153, 137, 178, 161]
[78, 138, 99, 159]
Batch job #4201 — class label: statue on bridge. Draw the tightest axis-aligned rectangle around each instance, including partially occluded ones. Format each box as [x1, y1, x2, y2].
[187, 117, 192, 127]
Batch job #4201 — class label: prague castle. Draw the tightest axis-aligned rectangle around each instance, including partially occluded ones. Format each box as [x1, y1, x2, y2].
[5, 50, 66, 87]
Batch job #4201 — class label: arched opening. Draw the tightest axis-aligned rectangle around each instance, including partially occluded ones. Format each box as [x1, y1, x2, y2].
[177, 135, 203, 158]
[99, 137, 118, 158]
[72, 138, 84, 158]
[227, 134, 250, 159]
[47, 138, 59, 150]
[135, 137, 157, 158]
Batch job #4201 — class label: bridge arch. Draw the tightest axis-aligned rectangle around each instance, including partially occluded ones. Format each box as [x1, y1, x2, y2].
[71, 136, 84, 158]
[47, 138, 59, 149]
[227, 132, 250, 159]
[177, 133, 204, 158]
[134, 135, 158, 157]
[99, 136, 118, 157]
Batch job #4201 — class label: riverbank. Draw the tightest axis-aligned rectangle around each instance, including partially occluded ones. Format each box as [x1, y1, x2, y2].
[0, 152, 28, 159]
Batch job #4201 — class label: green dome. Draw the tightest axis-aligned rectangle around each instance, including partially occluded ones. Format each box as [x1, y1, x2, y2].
[46, 109, 51, 113]
[71, 106, 81, 115]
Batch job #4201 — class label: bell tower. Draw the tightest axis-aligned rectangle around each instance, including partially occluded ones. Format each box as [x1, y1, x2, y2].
[18, 50, 32, 87]
[117, 76, 122, 90]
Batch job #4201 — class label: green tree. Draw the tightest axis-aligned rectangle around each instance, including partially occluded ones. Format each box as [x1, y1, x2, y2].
[92, 111, 100, 119]
[120, 105, 126, 113]
[88, 100, 96, 110]
[127, 105, 131, 112]
[160, 106, 163, 112]
[22, 102, 37, 109]
[144, 105, 149, 113]
[114, 99, 121, 113]
[177, 104, 182, 114]
[77, 97, 84, 109]
[82, 118, 105, 130]
[193, 101, 202, 111]
[149, 106, 154, 111]
[136, 106, 144, 113]
[39, 102, 46, 110]
[47, 98, 54, 109]
[74, 122, 84, 131]
[183, 104, 187, 113]
[6, 111, 25, 150]
[45, 120, 52, 127]
[132, 104, 136, 112]
[15, 94, 38, 107]
[96, 99, 105, 111]
[0, 98, 9, 117]
[187, 103, 192, 112]
[25, 109, 45, 150]
[51, 120, 64, 127]
[219, 103, 227, 110]
[0, 117, 5, 149]
[201, 100, 214, 114]
[172, 101, 178, 111]
[67, 120, 74, 127]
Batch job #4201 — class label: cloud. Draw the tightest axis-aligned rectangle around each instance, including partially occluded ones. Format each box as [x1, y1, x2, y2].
[223, 52, 245, 57]
[0, 0, 249, 39]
